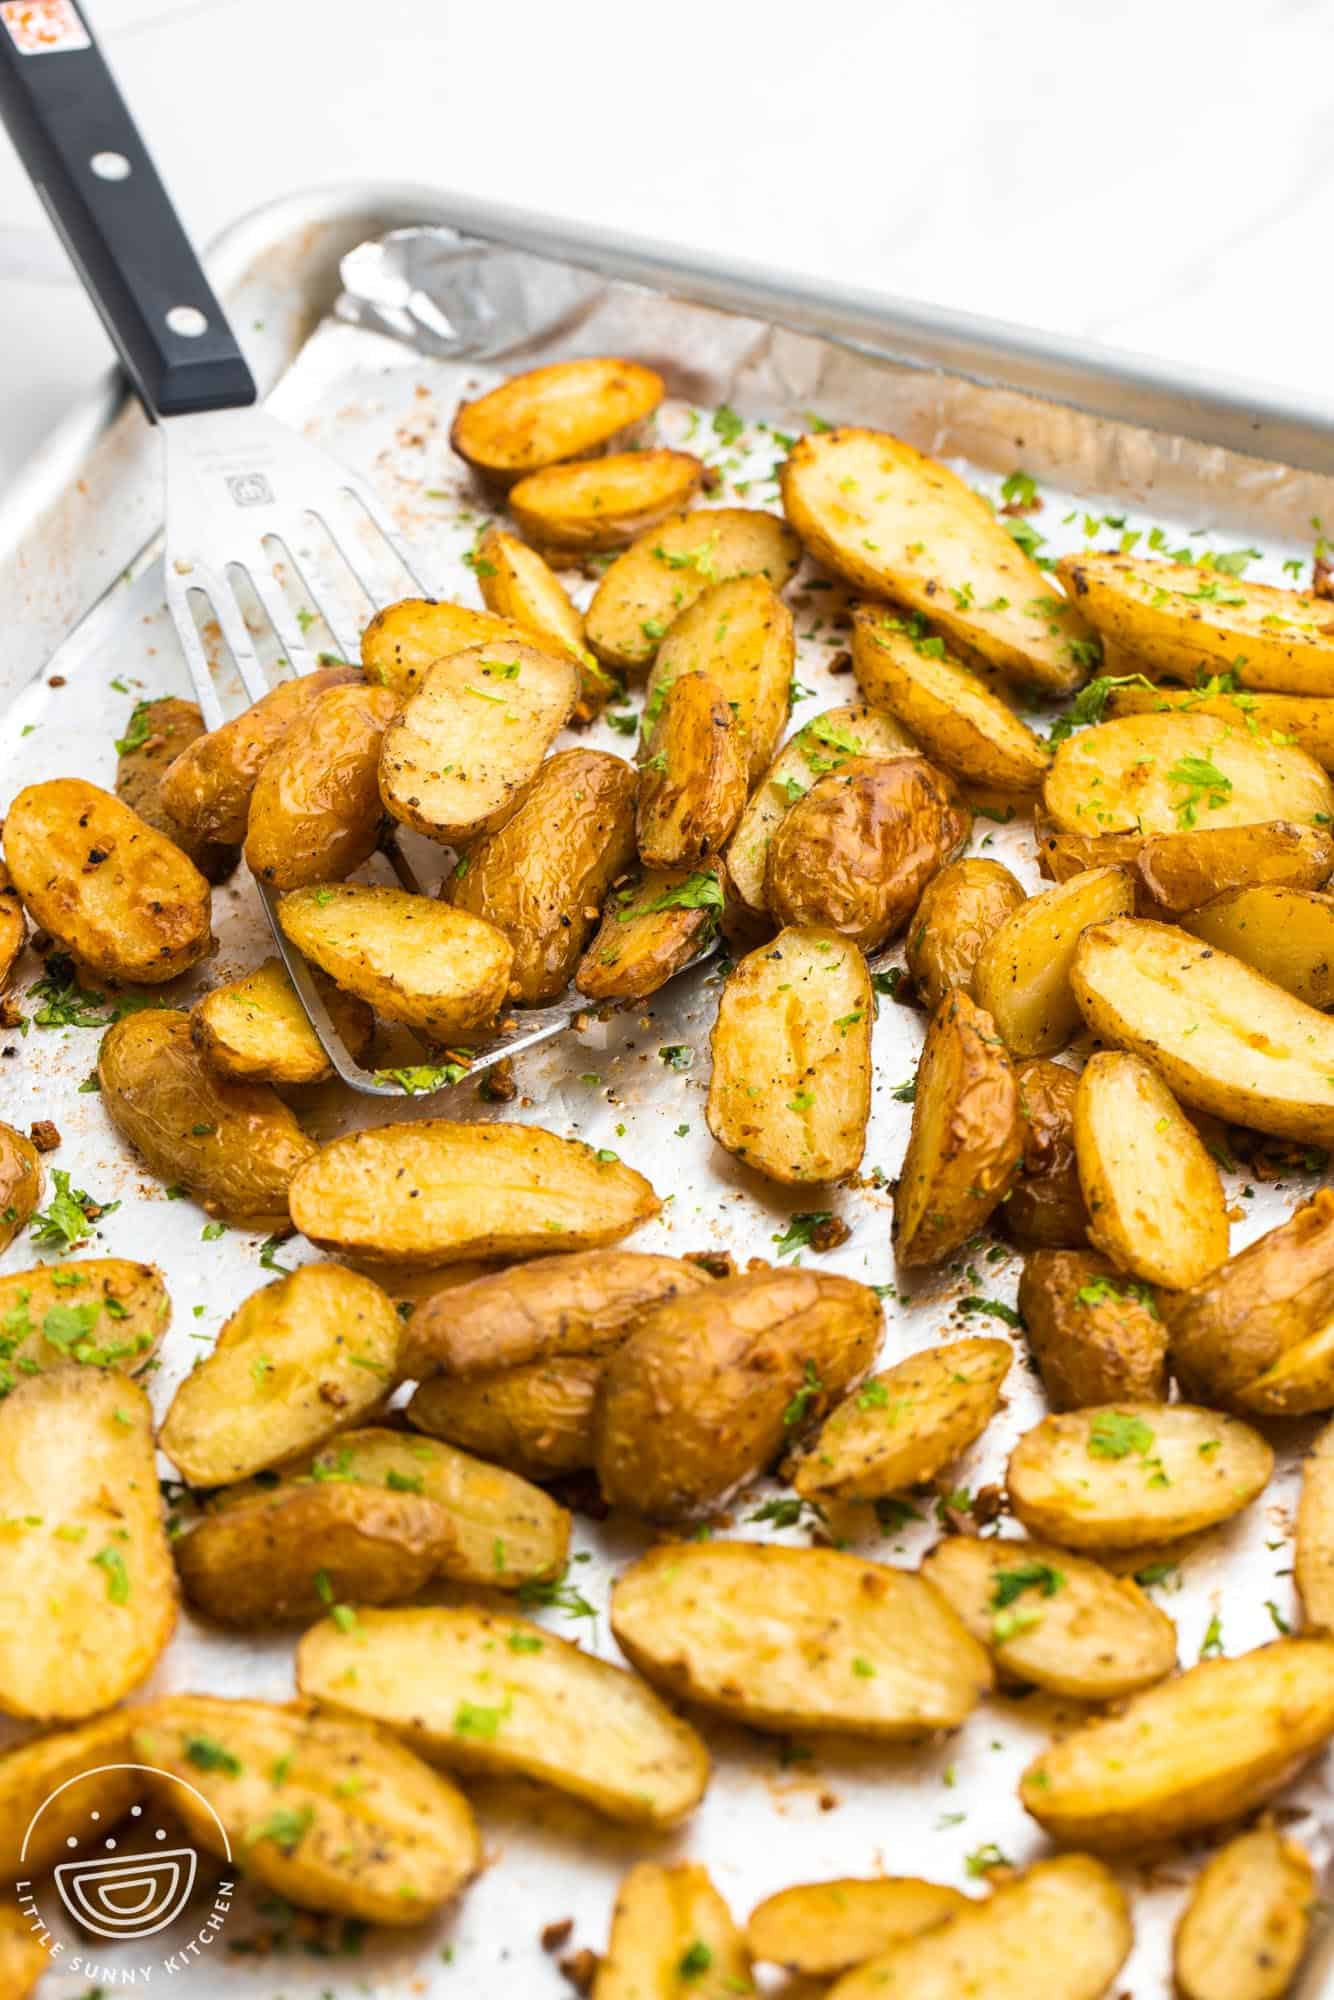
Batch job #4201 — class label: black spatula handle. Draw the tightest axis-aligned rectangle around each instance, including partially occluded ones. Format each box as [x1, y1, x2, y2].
[0, 0, 254, 416]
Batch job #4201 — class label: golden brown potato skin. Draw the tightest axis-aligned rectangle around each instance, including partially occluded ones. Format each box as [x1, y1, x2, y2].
[584, 508, 802, 674]
[893, 989, 1023, 1267]
[3, 778, 213, 985]
[99, 1009, 315, 1229]
[1018, 1249, 1167, 1410]
[767, 754, 970, 950]
[509, 448, 704, 553]
[448, 748, 637, 1004]
[1173, 1824, 1315, 2000]
[159, 663, 359, 844]
[0, 862, 24, 990]
[906, 857, 1027, 1011]
[636, 671, 748, 869]
[409, 1356, 605, 1477]
[190, 956, 374, 1086]
[361, 598, 532, 700]
[1005, 1059, 1089, 1248]
[244, 682, 398, 890]
[450, 356, 664, 482]
[0, 1124, 41, 1256]
[575, 861, 723, 1001]
[1133, 819, 1334, 914]
[646, 575, 794, 784]
[593, 1266, 881, 1517]
[115, 694, 238, 882]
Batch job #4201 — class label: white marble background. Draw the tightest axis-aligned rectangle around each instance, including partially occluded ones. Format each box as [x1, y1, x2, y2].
[0, 0, 1331, 484]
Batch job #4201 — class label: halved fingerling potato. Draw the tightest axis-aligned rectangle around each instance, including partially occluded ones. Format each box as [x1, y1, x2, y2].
[408, 1355, 606, 1477]
[1007, 1403, 1272, 1548]
[1181, 884, 1334, 1006]
[3, 777, 212, 983]
[132, 1693, 479, 1922]
[1296, 1417, 1334, 1631]
[475, 525, 610, 718]
[115, 693, 237, 881]
[790, 1338, 1011, 1502]
[644, 575, 794, 782]
[597, 1863, 751, 2000]
[706, 926, 873, 1185]
[921, 1533, 1176, 1699]
[0, 862, 25, 989]
[1108, 678, 1334, 769]
[747, 1877, 968, 1978]
[159, 1264, 399, 1485]
[611, 1541, 992, 1736]
[0, 1712, 141, 1877]
[1074, 1050, 1228, 1290]
[585, 508, 801, 672]
[289, 1120, 660, 1266]
[99, 1009, 316, 1229]
[973, 866, 1135, 1057]
[0, 1371, 174, 1720]
[510, 448, 704, 552]
[851, 604, 1051, 789]
[1132, 819, 1334, 914]
[1020, 1637, 1334, 1849]
[1174, 1823, 1315, 2000]
[893, 989, 1023, 1267]
[1017, 1250, 1167, 1409]
[1071, 917, 1334, 1143]
[448, 747, 638, 1003]
[1044, 713, 1334, 836]
[192, 955, 374, 1084]
[636, 671, 748, 867]
[575, 860, 723, 1001]
[0, 1123, 40, 1256]
[298, 1603, 710, 1827]
[0, 1256, 169, 1382]
[244, 683, 399, 889]
[0, 1897, 51, 1994]
[906, 857, 1027, 1012]
[451, 356, 664, 482]
[1006, 1059, 1090, 1248]
[379, 641, 579, 843]
[362, 597, 534, 697]
[781, 427, 1097, 693]
[158, 662, 359, 843]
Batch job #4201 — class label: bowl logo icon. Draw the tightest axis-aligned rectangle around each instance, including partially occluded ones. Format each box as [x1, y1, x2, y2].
[54, 1843, 199, 1940]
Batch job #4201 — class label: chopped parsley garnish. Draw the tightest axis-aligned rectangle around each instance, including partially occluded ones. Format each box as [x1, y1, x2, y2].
[453, 1698, 510, 1740]
[246, 1805, 314, 1854]
[1087, 1411, 1156, 1460]
[958, 1295, 1024, 1330]
[1075, 1274, 1159, 1318]
[772, 1212, 832, 1258]
[373, 1060, 469, 1093]
[782, 1360, 823, 1429]
[621, 872, 723, 920]
[91, 1545, 129, 1604]
[1167, 753, 1232, 828]
[184, 1734, 242, 1777]
[30, 1171, 117, 1251]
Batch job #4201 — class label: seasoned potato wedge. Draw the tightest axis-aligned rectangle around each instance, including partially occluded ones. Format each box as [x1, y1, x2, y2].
[644, 575, 794, 782]
[99, 1009, 315, 1228]
[451, 356, 663, 481]
[243, 682, 398, 889]
[611, 1541, 992, 1735]
[0, 1123, 40, 1256]
[0, 1256, 168, 1382]
[1132, 820, 1334, 915]
[576, 860, 723, 1000]
[707, 926, 873, 1185]
[379, 641, 579, 844]
[1058, 551, 1334, 693]
[973, 866, 1135, 1057]
[767, 753, 970, 950]
[0, 862, 24, 989]
[594, 1267, 880, 1517]
[851, 605, 1050, 789]
[448, 747, 637, 1003]
[362, 596, 533, 698]
[1043, 713, 1334, 837]
[192, 955, 374, 1084]
[893, 989, 1023, 1267]
[1071, 917, 1334, 1143]
[781, 427, 1096, 693]
[1074, 1050, 1228, 1290]
[1181, 884, 1334, 1007]
[1005, 1059, 1090, 1248]
[298, 1603, 710, 1827]
[510, 448, 704, 552]
[1018, 1250, 1167, 1409]
[922, 1533, 1176, 1699]
[1035, 816, 1150, 887]
[791, 1338, 1011, 1502]
[596, 1862, 750, 2000]
[3, 777, 212, 983]
[827, 1856, 1132, 2000]
[278, 882, 513, 1041]
[0, 1898, 49, 1994]
[747, 1877, 968, 1977]
[585, 508, 800, 672]
[726, 703, 918, 915]
[408, 1355, 605, 1477]
[158, 662, 359, 843]
[1007, 1403, 1272, 1548]
[1108, 678, 1334, 770]
[133, 1693, 478, 1922]
[289, 1120, 659, 1266]
[1174, 1824, 1315, 2000]
[475, 525, 609, 719]
[1296, 1418, 1334, 1631]
[115, 693, 237, 880]
[0, 1371, 174, 1720]
[1020, 1638, 1334, 1849]
[159, 1263, 399, 1485]
[0, 1712, 141, 1878]
[906, 857, 1027, 1012]
[1165, 1189, 1334, 1415]
[636, 671, 748, 867]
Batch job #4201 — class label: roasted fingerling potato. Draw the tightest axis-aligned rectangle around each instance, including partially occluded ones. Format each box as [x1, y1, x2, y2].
[972, 865, 1135, 1057]
[0, 1122, 41, 1255]
[408, 1354, 607, 1477]
[0, 1712, 141, 1878]
[1296, 1416, 1334, 1632]
[1017, 1250, 1167, 1409]
[643, 574, 794, 782]
[0, 861, 24, 989]
[510, 448, 705, 553]
[584, 507, 801, 673]
[1005, 1058, 1090, 1248]
[475, 524, 611, 719]
[1180, 882, 1334, 1007]
[1043, 712, 1334, 838]
[893, 988, 1023, 1267]
[361, 596, 534, 698]
[158, 661, 359, 844]
[905, 856, 1027, 1012]
[1108, 676, 1334, 770]
[243, 681, 398, 889]
[0, 1256, 169, 1382]
[746, 1877, 969, 1979]
[0, 1896, 55, 1995]
[191, 955, 374, 1085]
[790, 1337, 1011, 1503]
[114, 693, 238, 881]
[1173, 1823, 1315, 2000]
[451, 355, 664, 482]
[1131, 818, 1334, 914]
[576, 860, 724, 1001]
[596, 1862, 751, 2000]
[636, 670, 748, 867]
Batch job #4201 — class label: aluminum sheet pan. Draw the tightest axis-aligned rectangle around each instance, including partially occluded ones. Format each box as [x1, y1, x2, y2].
[2, 202, 1333, 1998]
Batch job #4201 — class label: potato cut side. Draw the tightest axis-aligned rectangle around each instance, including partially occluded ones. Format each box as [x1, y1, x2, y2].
[510, 448, 704, 552]
[781, 427, 1097, 693]
[791, 1338, 1011, 1502]
[0, 1371, 174, 1720]
[644, 575, 794, 782]
[159, 1264, 399, 1486]
[0, 1256, 169, 1383]
[1007, 1403, 1272, 1548]
[1108, 678, 1334, 770]
[451, 356, 663, 480]
[576, 860, 724, 1001]
[610, 1542, 992, 1736]
[244, 683, 399, 890]
[115, 692, 237, 881]
[158, 662, 359, 843]
[1181, 884, 1334, 1007]
[1017, 1249, 1167, 1409]
[192, 955, 374, 1085]
[1006, 1059, 1090, 1250]
[636, 670, 748, 868]
[906, 857, 1027, 1013]
[1043, 712, 1334, 837]
[289, 1119, 660, 1266]
[921, 1533, 1176, 1700]
[1297, 1418, 1334, 1632]
[408, 1355, 604, 1477]
[0, 1711, 141, 1877]
[1073, 1050, 1228, 1290]
[747, 1876, 968, 1977]
[1174, 1824, 1315, 2000]
[893, 989, 1023, 1267]
[475, 525, 609, 719]
[1133, 820, 1334, 915]
[826, 1855, 1131, 2000]
[1071, 917, 1334, 1144]
[133, 1693, 478, 1923]
[585, 508, 800, 672]
[973, 866, 1136, 1058]
[1020, 1638, 1334, 1849]
[0, 1124, 40, 1255]
[361, 596, 535, 698]
[298, 1604, 709, 1827]
[851, 605, 1050, 790]
[597, 1863, 752, 2000]
[707, 926, 873, 1185]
